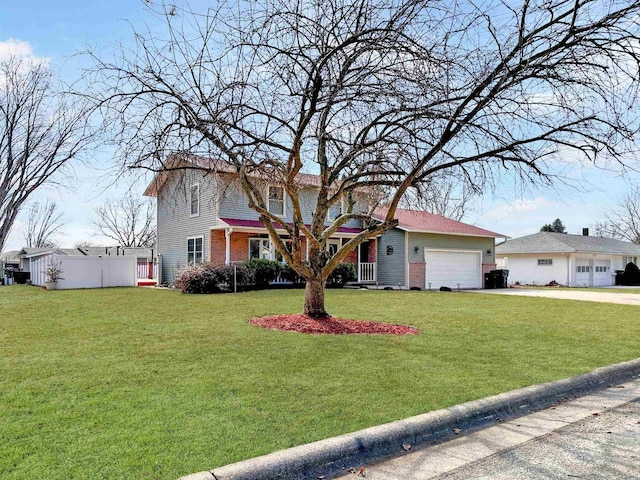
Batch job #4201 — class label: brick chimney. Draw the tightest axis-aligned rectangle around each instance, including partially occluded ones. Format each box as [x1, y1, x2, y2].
[582, 228, 589, 236]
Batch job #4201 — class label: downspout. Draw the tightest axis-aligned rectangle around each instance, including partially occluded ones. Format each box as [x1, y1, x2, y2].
[225, 228, 234, 265]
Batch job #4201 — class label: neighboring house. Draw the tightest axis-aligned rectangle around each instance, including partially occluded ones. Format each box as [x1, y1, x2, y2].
[144, 155, 507, 289]
[496, 231, 640, 287]
[5, 246, 157, 287]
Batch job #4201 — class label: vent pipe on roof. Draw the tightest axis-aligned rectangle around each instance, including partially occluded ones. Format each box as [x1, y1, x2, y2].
[583, 228, 589, 236]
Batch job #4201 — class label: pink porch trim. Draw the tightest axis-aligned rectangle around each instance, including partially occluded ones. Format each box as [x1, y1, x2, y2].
[218, 217, 362, 234]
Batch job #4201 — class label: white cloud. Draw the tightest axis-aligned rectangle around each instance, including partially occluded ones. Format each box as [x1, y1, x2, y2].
[0, 38, 49, 67]
[0, 39, 33, 60]
[480, 196, 554, 223]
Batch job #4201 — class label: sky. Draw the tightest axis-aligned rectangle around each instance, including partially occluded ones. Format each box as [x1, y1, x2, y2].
[1, 0, 638, 251]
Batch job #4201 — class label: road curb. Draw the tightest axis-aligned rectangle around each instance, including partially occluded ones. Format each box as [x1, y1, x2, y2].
[179, 358, 640, 480]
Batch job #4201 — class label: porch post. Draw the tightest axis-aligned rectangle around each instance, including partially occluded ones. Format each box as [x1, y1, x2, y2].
[225, 228, 233, 265]
[357, 243, 361, 283]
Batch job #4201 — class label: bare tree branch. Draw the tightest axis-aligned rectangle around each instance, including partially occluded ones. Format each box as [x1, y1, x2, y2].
[93, 192, 157, 247]
[593, 187, 640, 244]
[22, 199, 65, 248]
[0, 53, 93, 252]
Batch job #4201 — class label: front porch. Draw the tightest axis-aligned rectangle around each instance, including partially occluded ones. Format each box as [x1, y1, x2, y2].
[210, 218, 378, 284]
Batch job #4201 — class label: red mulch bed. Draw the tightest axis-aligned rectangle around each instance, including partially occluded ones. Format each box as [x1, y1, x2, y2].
[249, 314, 420, 335]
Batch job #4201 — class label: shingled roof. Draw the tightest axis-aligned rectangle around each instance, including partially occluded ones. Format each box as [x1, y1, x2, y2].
[496, 232, 640, 255]
[373, 207, 507, 238]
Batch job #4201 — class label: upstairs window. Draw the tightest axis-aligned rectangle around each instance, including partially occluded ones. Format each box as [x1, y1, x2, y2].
[268, 186, 284, 215]
[190, 184, 200, 217]
[187, 237, 203, 264]
[537, 259, 553, 266]
[327, 202, 342, 221]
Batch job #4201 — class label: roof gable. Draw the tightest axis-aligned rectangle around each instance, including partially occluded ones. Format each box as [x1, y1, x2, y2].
[496, 232, 640, 255]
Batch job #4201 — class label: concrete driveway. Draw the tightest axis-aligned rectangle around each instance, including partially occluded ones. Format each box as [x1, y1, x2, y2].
[467, 288, 640, 306]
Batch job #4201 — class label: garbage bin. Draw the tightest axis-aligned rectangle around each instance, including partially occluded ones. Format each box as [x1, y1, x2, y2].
[484, 272, 495, 289]
[13, 271, 30, 284]
[491, 269, 509, 288]
[615, 270, 625, 286]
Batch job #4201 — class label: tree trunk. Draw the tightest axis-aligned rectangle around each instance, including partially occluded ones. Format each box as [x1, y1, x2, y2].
[304, 276, 328, 318]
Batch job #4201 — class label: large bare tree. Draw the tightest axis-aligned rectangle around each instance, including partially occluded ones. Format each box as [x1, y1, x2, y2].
[93, 192, 157, 247]
[0, 54, 92, 253]
[91, 0, 640, 317]
[22, 199, 65, 248]
[402, 176, 479, 222]
[594, 187, 640, 244]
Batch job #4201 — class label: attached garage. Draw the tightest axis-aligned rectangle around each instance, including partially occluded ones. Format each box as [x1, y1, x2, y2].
[575, 258, 591, 287]
[425, 249, 482, 290]
[594, 260, 612, 287]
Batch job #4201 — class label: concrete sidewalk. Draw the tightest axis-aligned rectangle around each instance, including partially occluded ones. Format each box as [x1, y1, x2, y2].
[333, 379, 640, 480]
[467, 288, 640, 305]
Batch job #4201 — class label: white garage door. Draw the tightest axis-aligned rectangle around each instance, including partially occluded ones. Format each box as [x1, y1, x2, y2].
[425, 249, 482, 290]
[575, 259, 590, 287]
[594, 260, 612, 287]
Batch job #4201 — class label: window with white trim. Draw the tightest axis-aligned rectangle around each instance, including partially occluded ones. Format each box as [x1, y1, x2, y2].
[576, 265, 590, 273]
[249, 238, 271, 260]
[190, 184, 200, 217]
[537, 259, 553, 266]
[187, 236, 203, 263]
[274, 240, 293, 263]
[268, 186, 284, 215]
[595, 266, 608, 273]
[623, 256, 638, 266]
[249, 237, 292, 263]
[327, 239, 341, 258]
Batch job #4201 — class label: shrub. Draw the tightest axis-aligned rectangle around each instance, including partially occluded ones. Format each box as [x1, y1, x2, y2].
[245, 258, 283, 289]
[279, 264, 305, 285]
[326, 262, 357, 288]
[216, 263, 255, 292]
[622, 262, 640, 286]
[174, 262, 222, 294]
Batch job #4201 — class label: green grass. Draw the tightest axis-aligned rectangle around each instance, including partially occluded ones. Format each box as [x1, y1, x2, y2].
[1, 286, 639, 479]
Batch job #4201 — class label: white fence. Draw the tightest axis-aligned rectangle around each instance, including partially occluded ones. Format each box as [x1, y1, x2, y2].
[31, 255, 137, 289]
[359, 262, 376, 283]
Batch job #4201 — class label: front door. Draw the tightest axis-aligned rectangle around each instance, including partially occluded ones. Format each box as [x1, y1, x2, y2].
[359, 241, 370, 263]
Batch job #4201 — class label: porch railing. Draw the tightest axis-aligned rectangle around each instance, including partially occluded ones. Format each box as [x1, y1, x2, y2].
[359, 262, 376, 283]
[137, 261, 158, 279]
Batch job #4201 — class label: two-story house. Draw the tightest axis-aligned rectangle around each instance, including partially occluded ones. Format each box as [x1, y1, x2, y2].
[144, 155, 507, 289]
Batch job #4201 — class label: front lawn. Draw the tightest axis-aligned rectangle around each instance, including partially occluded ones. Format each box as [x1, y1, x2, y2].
[1, 286, 639, 479]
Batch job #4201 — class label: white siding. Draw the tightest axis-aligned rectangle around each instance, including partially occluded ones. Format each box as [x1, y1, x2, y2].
[157, 171, 217, 283]
[502, 254, 570, 286]
[503, 253, 620, 287]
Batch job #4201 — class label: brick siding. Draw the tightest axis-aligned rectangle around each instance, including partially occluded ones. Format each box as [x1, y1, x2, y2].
[409, 262, 425, 289]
